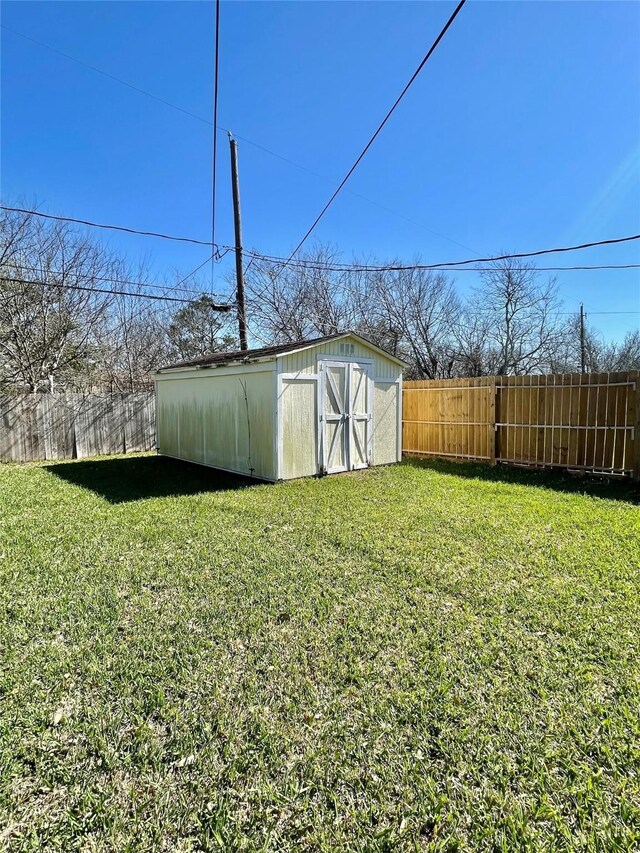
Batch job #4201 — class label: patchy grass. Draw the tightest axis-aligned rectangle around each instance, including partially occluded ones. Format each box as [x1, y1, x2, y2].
[0, 455, 639, 851]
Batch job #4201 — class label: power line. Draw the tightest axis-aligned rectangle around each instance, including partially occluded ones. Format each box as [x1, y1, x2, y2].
[282, 0, 467, 264]
[169, 247, 232, 292]
[240, 237, 640, 273]
[5, 262, 229, 297]
[5, 22, 635, 277]
[3, 276, 636, 328]
[3, 276, 234, 307]
[230, 132, 477, 254]
[417, 236, 640, 270]
[241, 254, 640, 274]
[0, 24, 212, 127]
[4, 205, 640, 274]
[1, 205, 220, 247]
[1, 23, 477, 254]
[173, 254, 217, 290]
[438, 263, 640, 273]
[211, 0, 221, 288]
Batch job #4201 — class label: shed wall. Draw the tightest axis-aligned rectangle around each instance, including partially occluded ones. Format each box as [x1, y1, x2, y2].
[278, 337, 404, 478]
[373, 381, 400, 465]
[156, 369, 276, 479]
[279, 379, 317, 479]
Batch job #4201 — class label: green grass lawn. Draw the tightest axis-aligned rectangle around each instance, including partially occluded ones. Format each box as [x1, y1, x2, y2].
[1, 455, 639, 852]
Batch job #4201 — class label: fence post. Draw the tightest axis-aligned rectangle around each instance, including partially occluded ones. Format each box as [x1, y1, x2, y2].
[490, 377, 498, 465]
[491, 376, 502, 465]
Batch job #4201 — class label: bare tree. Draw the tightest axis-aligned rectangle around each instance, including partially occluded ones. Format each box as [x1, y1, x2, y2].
[362, 267, 462, 379]
[467, 258, 565, 375]
[243, 245, 356, 344]
[98, 292, 171, 391]
[449, 313, 494, 376]
[598, 329, 640, 371]
[0, 207, 123, 392]
[244, 246, 461, 377]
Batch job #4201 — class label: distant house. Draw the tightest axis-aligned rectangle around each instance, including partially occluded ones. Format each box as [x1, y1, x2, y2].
[154, 331, 407, 481]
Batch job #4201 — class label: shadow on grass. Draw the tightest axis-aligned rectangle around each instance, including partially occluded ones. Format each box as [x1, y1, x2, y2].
[45, 455, 260, 504]
[402, 457, 640, 504]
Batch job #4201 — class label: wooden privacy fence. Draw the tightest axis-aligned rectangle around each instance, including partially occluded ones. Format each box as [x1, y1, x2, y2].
[0, 392, 155, 463]
[403, 372, 639, 478]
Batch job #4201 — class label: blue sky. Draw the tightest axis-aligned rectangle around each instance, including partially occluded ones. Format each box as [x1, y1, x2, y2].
[2, 1, 639, 340]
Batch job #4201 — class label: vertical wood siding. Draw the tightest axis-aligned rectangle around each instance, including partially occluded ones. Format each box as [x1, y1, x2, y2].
[280, 338, 402, 379]
[372, 382, 400, 465]
[0, 393, 155, 463]
[156, 371, 276, 480]
[403, 372, 639, 477]
[280, 379, 317, 479]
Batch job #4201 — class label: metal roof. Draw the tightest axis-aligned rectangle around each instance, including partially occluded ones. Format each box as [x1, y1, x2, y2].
[157, 331, 408, 371]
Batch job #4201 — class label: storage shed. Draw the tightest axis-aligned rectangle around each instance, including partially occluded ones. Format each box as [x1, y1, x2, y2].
[154, 331, 407, 481]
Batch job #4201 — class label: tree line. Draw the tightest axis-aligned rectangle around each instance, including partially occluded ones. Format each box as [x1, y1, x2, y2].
[1, 206, 637, 392]
[0, 207, 234, 392]
[244, 246, 639, 377]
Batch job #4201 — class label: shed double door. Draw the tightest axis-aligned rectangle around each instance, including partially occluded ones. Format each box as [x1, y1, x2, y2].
[319, 360, 371, 474]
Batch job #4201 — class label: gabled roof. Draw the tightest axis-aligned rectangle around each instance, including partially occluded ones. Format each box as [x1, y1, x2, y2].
[156, 331, 408, 372]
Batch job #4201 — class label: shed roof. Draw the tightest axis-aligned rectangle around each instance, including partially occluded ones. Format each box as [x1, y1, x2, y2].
[157, 331, 408, 372]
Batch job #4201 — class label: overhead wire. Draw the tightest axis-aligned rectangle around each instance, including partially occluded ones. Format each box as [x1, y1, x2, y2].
[0, 24, 212, 126]
[210, 0, 221, 289]
[280, 0, 468, 266]
[241, 255, 640, 274]
[227, 132, 478, 254]
[171, 247, 232, 292]
[3, 276, 234, 307]
[0, 22, 478, 255]
[4, 206, 639, 272]
[4, 262, 230, 298]
[241, 236, 640, 272]
[5, 20, 640, 278]
[173, 255, 217, 290]
[0, 205, 221, 247]
[408, 235, 640, 271]
[6, 20, 636, 346]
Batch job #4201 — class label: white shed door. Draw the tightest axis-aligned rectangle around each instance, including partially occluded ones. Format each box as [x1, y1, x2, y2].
[319, 360, 371, 474]
[349, 363, 370, 470]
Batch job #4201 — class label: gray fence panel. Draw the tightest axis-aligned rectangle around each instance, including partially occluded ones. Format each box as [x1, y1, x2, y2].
[0, 392, 156, 463]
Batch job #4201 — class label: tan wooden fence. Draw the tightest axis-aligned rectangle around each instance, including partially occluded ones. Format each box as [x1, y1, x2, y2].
[403, 372, 639, 478]
[0, 392, 155, 463]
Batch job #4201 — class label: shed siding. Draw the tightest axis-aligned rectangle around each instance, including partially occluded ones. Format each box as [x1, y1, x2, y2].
[280, 347, 316, 376]
[157, 370, 276, 479]
[280, 337, 401, 378]
[280, 379, 317, 479]
[373, 381, 400, 465]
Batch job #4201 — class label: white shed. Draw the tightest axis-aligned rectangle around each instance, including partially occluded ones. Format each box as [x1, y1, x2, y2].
[154, 331, 407, 481]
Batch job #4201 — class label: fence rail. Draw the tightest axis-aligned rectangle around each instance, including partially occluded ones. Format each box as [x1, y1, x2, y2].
[0, 392, 155, 463]
[403, 372, 639, 478]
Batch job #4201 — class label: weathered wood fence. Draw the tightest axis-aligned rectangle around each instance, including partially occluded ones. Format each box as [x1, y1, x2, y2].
[0, 393, 155, 463]
[403, 372, 639, 478]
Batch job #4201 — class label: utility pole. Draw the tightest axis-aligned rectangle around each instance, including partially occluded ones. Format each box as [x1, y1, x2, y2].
[580, 303, 586, 374]
[229, 133, 248, 351]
